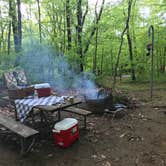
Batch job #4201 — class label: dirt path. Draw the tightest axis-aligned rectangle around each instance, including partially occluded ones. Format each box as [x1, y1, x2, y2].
[0, 85, 166, 166]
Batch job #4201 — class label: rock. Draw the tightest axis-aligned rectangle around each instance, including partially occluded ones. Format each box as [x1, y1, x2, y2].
[91, 154, 97, 159]
[114, 157, 120, 162]
[0, 127, 6, 131]
[47, 153, 53, 158]
[95, 130, 100, 134]
[92, 139, 98, 143]
[101, 154, 106, 159]
[89, 122, 95, 127]
[105, 132, 110, 136]
[120, 133, 127, 138]
[103, 161, 111, 166]
[135, 157, 139, 165]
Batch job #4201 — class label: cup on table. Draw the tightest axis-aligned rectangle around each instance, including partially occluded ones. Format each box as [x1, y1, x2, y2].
[68, 96, 74, 103]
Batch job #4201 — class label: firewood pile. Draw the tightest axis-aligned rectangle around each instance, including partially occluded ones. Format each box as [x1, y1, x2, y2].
[113, 89, 139, 109]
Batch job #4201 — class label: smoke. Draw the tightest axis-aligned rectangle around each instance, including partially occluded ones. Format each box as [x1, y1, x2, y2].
[17, 39, 98, 98]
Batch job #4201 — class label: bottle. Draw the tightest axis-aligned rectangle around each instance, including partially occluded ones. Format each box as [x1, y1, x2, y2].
[34, 89, 38, 99]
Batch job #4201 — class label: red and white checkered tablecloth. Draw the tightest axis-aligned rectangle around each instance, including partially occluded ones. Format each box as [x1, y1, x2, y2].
[15, 96, 65, 122]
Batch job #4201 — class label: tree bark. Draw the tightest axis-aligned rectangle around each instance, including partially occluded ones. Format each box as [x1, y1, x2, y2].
[66, 0, 72, 50]
[113, 0, 133, 85]
[63, 6, 66, 53]
[37, 0, 42, 43]
[100, 47, 104, 75]
[17, 0, 22, 50]
[9, 0, 19, 52]
[7, 21, 11, 55]
[127, 28, 136, 80]
[161, 47, 166, 73]
[0, 8, 2, 54]
[113, 30, 126, 85]
[0, 11, 4, 54]
[76, 0, 88, 72]
[110, 49, 114, 76]
[93, 27, 98, 74]
[77, 0, 83, 71]
[83, 0, 105, 55]
[163, 47, 166, 73]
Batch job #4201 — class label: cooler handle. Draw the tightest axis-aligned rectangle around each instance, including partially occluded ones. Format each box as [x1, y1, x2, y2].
[52, 129, 60, 133]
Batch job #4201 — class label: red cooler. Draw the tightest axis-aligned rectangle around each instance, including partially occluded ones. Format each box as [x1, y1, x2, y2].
[53, 118, 79, 148]
[34, 83, 51, 97]
[37, 88, 51, 97]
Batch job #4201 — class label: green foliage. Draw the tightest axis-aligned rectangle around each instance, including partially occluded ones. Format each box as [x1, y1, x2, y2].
[0, 0, 165, 85]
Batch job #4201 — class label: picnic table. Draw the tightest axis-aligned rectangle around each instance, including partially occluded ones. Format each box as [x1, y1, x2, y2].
[13, 95, 82, 122]
[0, 94, 92, 154]
[35, 97, 82, 121]
[2, 94, 92, 128]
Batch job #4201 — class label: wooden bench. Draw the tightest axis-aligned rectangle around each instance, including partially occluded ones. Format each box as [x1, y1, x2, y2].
[63, 107, 92, 129]
[0, 113, 39, 154]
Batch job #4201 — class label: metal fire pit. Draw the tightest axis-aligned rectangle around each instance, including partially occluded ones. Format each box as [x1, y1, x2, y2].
[85, 93, 113, 114]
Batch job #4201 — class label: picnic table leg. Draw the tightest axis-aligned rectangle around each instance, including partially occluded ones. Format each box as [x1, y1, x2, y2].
[57, 109, 61, 121]
[40, 110, 44, 123]
[40, 110, 48, 123]
[20, 138, 25, 155]
[20, 137, 37, 155]
[30, 109, 35, 124]
[14, 105, 19, 121]
[84, 115, 87, 129]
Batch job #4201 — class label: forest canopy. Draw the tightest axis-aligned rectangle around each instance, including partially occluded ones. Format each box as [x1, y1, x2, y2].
[0, 0, 165, 85]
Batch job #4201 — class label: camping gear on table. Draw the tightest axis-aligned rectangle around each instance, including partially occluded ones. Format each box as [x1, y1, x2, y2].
[8, 83, 51, 99]
[8, 86, 34, 99]
[53, 118, 79, 148]
[34, 83, 51, 97]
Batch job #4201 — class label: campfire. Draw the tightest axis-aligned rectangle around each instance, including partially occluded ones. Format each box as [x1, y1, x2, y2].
[56, 86, 114, 114]
[83, 87, 114, 113]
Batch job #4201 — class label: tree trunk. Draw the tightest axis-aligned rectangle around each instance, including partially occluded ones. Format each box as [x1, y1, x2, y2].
[93, 27, 98, 74]
[100, 47, 104, 75]
[76, 0, 83, 72]
[127, 28, 136, 80]
[7, 21, 11, 55]
[37, 0, 42, 43]
[156, 48, 160, 78]
[0, 20, 4, 54]
[75, 0, 88, 71]
[163, 47, 166, 73]
[17, 0, 22, 51]
[0, 8, 2, 54]
[113, 30, 126, 85]
[113, 0, 133, 86]
[131, 0, 137, 79]
[63, 7, 66, 53]
[83, 0, 105, 55]
[110, 49, 114, 76]
[160, 47, 166, 73]
[9, 0, 19, 52]
[52, 3, 56, 43]
[66, 0, 72, 50]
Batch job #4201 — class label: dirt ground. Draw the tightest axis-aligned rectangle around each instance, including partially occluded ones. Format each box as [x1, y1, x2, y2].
[0, 83, 166, 166]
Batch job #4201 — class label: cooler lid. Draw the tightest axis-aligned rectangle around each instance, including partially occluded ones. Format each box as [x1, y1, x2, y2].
[54, 118, 78, 131]
[34, 83, 50, 89]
